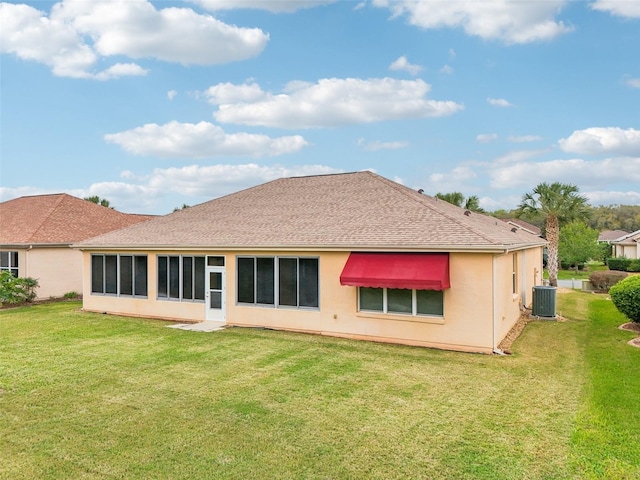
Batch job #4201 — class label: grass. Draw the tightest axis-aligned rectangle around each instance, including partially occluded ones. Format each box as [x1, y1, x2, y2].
[1, 297, 639, 479]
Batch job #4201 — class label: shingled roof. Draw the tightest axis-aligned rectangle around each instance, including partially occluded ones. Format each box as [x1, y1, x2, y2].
[0, 193, 155, 246]
[75, 171, 546, 252]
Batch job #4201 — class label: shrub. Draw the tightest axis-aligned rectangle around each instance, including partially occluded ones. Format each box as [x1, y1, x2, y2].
[0, 271, 39, 305]
[627, 260, 640, 273]
[588, 270, 628, 293]
[610, 275, 640, 323]
[607, 257, 632, 271]
[63, 291, 81, 299]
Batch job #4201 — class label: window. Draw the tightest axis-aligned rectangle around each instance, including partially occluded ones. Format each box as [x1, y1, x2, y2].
[0, 251, 19, 277]
[237, 256, 319, 309]
[91, 254, 147, 297]
[358, 287, 443, 317]
[157, 256, 205, 301]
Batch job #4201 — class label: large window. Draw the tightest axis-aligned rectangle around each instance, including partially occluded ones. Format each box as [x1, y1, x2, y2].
[157, 256, 205, 301]
[0, 251, 19, 277]
[91, 254, 147, 297]
[359, 287, 443, 317]
[237, 256, 319, 309]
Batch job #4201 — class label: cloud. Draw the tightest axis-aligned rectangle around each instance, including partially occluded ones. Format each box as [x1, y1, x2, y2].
[439, 64, 454, 75]
[104, 121, 309, 158]
[190, 0, 336, 13]
[508, 135, 542, 143]
[585, 190, 640, 207]
[100, 163, 343, 213]
[204, 82, 267, 104]
[0, 0, 268, 78]
[167, 90, 177, 101]
[490, 157, 640, 189]
[389, 55, 423, 75]
[487, 97, 514, 108]
[373, 0, 573, 44]
[477, 133, 498, 143]
[427, 166, 477, 192]
[626, 77, 640, 88]
[211, 78, 463, 128]
[357, 138, 409, 151]
[558, 127, 640, 155]
[591, 0, 640, 18]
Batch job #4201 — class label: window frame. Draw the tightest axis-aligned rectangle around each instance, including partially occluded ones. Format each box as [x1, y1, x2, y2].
[90, 254, 148, 297]
[157, 255, 206, 302]
[0, 251, 19, 277]
[236, 256, 319, 310]
[358, 286, 444, 317]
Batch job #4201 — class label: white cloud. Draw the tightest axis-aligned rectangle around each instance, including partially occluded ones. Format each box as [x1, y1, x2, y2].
[492, 149, 549, 165]
[204, 82, 267, 105]
[94, 63, 148, 80]
[389, 55, 423, 75]
[490, 157, 640, 189]
[427, 166, 477, 192]
[212, 78, 463, 128]
[373, 0, 573, 44]
[104, 121, 309, 158]
[167, 90, 177, 101]
[558, 127, 640, 155]
[477, 133, 498, 143]
[585, 190, 640, 207]
[487, 97, 514, 108]
[357, 138, 409, 151]
[439, 64, 454, 75]
[0, 0, 268, 79]
[626, 77, 640, 88]
[508, 135, 542, 143]
[189, 0, 336, 13]
[591, 0, 640, 18]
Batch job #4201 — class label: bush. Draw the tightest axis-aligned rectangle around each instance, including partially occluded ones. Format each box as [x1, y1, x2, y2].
[627, 260, 640, 273]
[610, 275, 640, 323]
[0, 270, 39, 305]
[588, 270, 628, 293]
[607, 257, 632, 271]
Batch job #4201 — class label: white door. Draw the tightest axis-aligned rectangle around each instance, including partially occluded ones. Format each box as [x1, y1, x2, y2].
[205, 256, 226, 322]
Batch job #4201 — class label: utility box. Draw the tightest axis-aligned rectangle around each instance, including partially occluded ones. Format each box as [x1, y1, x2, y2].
[532, 286, 556, 318]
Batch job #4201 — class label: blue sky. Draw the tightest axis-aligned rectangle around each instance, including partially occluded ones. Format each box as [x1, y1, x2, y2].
[1, 0, 639, 215]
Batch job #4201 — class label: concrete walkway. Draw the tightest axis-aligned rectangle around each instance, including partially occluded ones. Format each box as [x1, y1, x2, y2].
[167, 321, 226, 332]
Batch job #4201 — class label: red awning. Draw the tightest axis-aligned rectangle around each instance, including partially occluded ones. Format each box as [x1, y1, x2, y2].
[340, 253, 450, 291]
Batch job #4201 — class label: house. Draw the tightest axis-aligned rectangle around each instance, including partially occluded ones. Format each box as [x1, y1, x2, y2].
[75, 172, 546, 354]
[610, 229, 640, 259]
[0, 194, 154, 299]
[598, 230, 629, 243]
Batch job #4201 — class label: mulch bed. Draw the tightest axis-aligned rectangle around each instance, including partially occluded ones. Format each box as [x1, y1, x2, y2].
[619, 322, 640, 348]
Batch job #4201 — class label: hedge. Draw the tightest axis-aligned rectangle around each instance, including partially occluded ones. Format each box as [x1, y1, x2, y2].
[610, 275, 640, 323]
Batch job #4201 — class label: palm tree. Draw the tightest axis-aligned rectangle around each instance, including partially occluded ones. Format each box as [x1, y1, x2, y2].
[516, 182, 589, 286]
[435, 192, 484, 212]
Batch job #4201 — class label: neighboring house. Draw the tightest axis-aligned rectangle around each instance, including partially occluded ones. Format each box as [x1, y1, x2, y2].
[598, 230, 629, 243]
[502, 218, 542, 237]
[610, 229, 640, 259]
[0, 194, 154, 299]
[75, 172, 546, 354]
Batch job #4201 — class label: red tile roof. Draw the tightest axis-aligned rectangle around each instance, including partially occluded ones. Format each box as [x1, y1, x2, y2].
[0, 194, 155, 245]
[76, 172, 546, 252]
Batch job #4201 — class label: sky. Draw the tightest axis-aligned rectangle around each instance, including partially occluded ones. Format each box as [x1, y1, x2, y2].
[1, 0, 639, 215]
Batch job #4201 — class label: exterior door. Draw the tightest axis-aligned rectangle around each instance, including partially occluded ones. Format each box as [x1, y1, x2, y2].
[205, 256, 226, 322]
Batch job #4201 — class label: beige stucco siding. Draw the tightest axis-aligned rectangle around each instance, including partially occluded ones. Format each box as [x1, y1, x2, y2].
[9, 247, 83, 299]
[80, 248, 544, 353]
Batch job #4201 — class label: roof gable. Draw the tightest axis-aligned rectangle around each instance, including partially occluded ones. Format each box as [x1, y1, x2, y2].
[0, 194, 154, 245]
[76, 172, 546, 251]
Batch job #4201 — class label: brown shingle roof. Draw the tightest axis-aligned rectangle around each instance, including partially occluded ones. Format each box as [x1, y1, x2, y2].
[502, 218, 542, 236]
[75, 172, 546, 251]
[0, 194, 155, 245]
[598, 229, 630, 242]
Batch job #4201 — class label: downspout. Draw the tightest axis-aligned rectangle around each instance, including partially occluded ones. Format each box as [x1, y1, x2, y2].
[492, 253, 506, 355]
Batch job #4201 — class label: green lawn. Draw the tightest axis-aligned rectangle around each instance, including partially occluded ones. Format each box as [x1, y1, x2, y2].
[1, 297, 638, 479]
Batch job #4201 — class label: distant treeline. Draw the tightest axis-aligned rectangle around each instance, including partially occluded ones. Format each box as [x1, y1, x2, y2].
[492, 204, 640, 233]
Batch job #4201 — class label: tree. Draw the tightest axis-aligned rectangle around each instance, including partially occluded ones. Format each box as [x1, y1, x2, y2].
[558, 221, 599, 271]
[435, 192, 484, 212]
[516, 182, 589, 286]
[84, 196, 113, 209]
